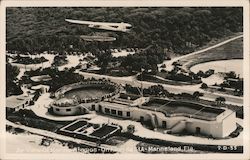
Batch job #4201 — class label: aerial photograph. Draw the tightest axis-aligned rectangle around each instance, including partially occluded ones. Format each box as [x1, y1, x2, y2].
[3, 5, 247, 158]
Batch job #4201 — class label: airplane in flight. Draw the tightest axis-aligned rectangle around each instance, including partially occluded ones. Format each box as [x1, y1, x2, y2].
[65, 19, 132, 32]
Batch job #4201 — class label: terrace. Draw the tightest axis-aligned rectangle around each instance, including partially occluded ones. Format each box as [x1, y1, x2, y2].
[30, 75, 52, 82]
[6, 95, 33, 109]
[111, 93, 147, 107]
[118, 93, 140, 101]
[143, 98, 225, 121]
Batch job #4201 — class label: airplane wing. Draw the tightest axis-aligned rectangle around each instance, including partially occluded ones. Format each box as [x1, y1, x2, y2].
[65, 19, 122, 26]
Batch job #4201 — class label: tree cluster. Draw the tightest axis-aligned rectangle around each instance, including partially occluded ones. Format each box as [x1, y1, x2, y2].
[13, 55, 48, 65]
[7, 7, 243, 54]
[125, 84, 168, 97]
[51, 55, 68, 67]
[121, 44, 164, 73]
[6, 63, 23, 96]
[24, 67, 84, 92]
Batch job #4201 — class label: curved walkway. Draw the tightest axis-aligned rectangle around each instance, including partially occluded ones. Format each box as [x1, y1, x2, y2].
[11, 84, 244, 148]
[24, 89, 243, 147]
[159, 34, 243, 72]
[10, 34, 244, 106]
[77, 71, 243, 106]
[29, 93, 97, 121]
[87, 114, 243, 146]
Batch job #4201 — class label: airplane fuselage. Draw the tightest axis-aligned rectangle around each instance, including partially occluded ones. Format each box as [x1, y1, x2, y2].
[65, 19, 132, 32]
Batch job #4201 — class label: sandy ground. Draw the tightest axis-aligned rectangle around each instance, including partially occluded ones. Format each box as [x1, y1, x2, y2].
[6, 120, 119, 153]
[11, 53, 55, 80]
[111, 50, 135, 58]
[158, 35, 243, 72]
[9, 37, 243, 106]
[117, 139, 140, 153]
[16, 68, 26, 80]
[201, 74, 225, 86]
[11, 54, 55, 70]
[6, 132, 77, 153]
[77, 71, 243, 106]
[190, 59, 243, 78]
[58, 55, 82, 71]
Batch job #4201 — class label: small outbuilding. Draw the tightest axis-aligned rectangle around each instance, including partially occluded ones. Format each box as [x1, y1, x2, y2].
[6, 94, 33, 112]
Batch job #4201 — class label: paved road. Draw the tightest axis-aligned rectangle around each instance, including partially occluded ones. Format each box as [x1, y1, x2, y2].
[76, 35, 244, 106]
[159, 34, 243, 72]
[76, 71, 243, 106]
[9, 34, 244, 106]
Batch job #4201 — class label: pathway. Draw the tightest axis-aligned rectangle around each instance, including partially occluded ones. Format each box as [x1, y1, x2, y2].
[158, 35, 243, 72]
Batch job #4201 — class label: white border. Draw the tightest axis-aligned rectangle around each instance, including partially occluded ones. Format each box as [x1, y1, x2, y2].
[0, 0, 249, 160]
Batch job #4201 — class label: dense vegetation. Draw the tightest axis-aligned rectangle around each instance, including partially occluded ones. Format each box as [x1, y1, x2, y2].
[7, 7, 242, 54]
[6, 63, 23, 96]
[51, 55, 68, 67]
[12, 55, 48, 64]
[22, 67, 84, 92]
[121, 44, 164, 73]
[7, 109, 71, 132]
[6, 7, 243, 95]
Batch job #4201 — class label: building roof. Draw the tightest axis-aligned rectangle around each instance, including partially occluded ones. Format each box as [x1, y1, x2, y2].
[53, 98, 79, 107]
[99, 101, 131, 109]
[30, 75, 52, 82]
[142, 98, 226, 121]
[6, 95, 33, 108]
[113, 93, 143, 106]
[31, 84, 50, 90]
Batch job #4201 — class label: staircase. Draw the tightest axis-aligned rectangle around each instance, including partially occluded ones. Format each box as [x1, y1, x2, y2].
[170, 120, 186, 133]
[149, 113, 159, 128]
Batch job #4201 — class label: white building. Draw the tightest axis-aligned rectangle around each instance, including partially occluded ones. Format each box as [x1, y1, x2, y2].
[31, 84, 50, 93]
[50, 87, 237, 138]
[30, 75, 52, 82]
[6, 94, 33, 112]
[50, 98, 90, 116]
[91, 94, 237, 138]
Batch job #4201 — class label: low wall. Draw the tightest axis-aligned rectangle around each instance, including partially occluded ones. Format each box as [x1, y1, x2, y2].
[93, 99, 233, 138]
[55, 80, 120, 103]
[51, 103, 92, 116]
[143, 98, 225, 121]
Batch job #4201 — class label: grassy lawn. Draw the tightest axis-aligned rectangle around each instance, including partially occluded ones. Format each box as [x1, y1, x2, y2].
[179, 37, 243, 71]
[7, 109, 72, 132]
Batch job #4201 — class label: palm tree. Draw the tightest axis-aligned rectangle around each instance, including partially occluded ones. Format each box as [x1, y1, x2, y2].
[193, 91, 203, 100]
[215, 96, 226, 106]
